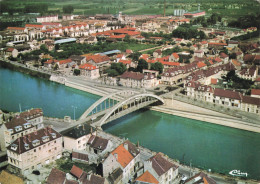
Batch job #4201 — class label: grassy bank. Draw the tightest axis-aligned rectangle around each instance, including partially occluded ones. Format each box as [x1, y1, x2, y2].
[0, 60, 51, 79]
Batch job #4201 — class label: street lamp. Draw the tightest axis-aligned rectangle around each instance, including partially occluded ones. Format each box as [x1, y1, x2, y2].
[72, 106, 77, 120]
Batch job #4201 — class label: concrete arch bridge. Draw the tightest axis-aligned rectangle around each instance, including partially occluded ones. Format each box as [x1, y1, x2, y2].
[79, 90, 164, 128]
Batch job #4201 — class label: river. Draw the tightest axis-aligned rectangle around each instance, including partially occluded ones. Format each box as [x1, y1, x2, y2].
[0, 66, 260, 180]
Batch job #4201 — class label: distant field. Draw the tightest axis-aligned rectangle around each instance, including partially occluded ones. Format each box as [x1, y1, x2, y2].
[1, 0, 260, 19]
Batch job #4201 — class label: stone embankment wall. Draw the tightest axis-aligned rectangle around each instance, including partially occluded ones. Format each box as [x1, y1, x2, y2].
[151, 106, 260, 133]
[65, 80, 106, 96]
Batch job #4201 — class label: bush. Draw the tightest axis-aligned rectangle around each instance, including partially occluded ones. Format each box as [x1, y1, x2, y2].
[74, 69, 80, 76]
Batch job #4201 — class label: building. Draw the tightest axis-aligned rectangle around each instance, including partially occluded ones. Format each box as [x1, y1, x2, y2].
[251, 89, 260, 98]
[135, 171, 159, 184]
[184, 11, 205, 18]
[7, 127, 62, 175]
[63, 124, 96, 151]
[0, 109, 44, 149]
[241, 96, 260, 114]
[86, 135, 112, 155]
[169, 53, 179, 62]
[79, 63, 100, 79]
[144, 153, 178, 184]
[86, 54, 111, 68]
[102, 141, 140, 182]
[119, 71, 159, 89]
[37, 15, 58, 23]
[184, 172, 216, 184]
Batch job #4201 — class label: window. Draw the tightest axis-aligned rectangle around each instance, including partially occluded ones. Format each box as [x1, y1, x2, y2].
[34, 149, 36, 152]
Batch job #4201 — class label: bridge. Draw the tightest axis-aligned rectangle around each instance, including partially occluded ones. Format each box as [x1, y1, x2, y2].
[78, 90, 164, 129]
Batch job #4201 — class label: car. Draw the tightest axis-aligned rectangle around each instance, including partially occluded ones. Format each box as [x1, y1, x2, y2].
[32, 170, 40, 175]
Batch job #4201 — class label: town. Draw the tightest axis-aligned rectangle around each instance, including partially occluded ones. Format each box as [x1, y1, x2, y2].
[0, 0, 260, 183]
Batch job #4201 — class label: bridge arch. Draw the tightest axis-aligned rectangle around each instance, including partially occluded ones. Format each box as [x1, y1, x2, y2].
[94, 93, 164, 127]
[79, 90, 139, 120]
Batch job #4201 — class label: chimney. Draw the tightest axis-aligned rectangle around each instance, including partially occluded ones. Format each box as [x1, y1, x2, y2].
[114, 153, 118, 160]
[124, 142, 128, 151]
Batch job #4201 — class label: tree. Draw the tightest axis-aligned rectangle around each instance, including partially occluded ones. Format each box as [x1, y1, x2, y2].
[73, 69, 80, 76]
[106, 62, 127, 77]
[136, 59, 148, 73]
[151, 62, 164, 74]
[63, 5, 74, 14]
[129, 52, 141, 61]
[40, 44, 48, 53]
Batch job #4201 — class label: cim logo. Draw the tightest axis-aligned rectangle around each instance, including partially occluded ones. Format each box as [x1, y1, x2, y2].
[229, 170, 248, 177]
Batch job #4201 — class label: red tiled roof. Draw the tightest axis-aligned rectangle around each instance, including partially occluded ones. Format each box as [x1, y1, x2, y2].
[251, 89, 260, 96]
[172, 52, 179, 59]
[57, 59, 72, 65]
[211, 78, 218, 85]
[135, 171, 159, 184]
[214, 88, 241, 100]
[110, 34, 125, 39]
[111, 144, 134, 168]
[119, 59, 131, 65]
[197, 62, 207, 68]
[161, 61, 180, 66]
[242, 96, 260, 106]
[219, 52, 229, 58]
[208, 42, 227, 46]
[79, 63, 96, 70]
[214, 57, 222, 63]
[255, 77, 260, 82]
[25, 24, 43, 28]
[6, 48, 14, 52]
[126, 49, 133, 54]
[70, 165, 83, 179]
[47, 168, 66, 184]
[150, 153, 178, 176]
[72, 151, 89, 162]
[45, 59, 58, 64]
[231, 59, 241, 67]
[86, 54, 110, 64]
[7, 27, 25, 30]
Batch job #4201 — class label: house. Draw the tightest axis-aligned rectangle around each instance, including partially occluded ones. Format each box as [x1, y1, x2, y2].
[102, 141, 140, 182]
[194, 50, 204, 58]
[86, 36, 98, 44]
[56, 59, 73, 69]
[0, 170, 23, 184]
[126, 49, 133, 55]
[231, 59, 241, 70]
[184, 172, 216, 184]
[251, 89, 260, 98]
[69, 55, 86, 65]
[37, 15, 58, 23]
[86, 135, 112, 155]
[79, 63, 100, 79]
[214, 88, 242, 108]
[238, 66, 258, 81]
[135, 171, 159, 184]
[72, 151, 89, 163]
[219, 52, 229, 63]
[119, 59, 134, 69]
[86, 54, 110, 68]
[241, 96, 260, 114]
[153, 50, 162, 58]
[5, 48, 18, 58]
[7, 127, 62, 175]
[0, 108, 44, 149]
[44, 59, 58, 68]
[63, 124, 96, 151]
[119, 71, 159, 89]
[144, 152, 178, 184]
[107, 168, 123, 184]
[197, 62, 207, 69]
[46, 168, 66, 184]
[169, 53, 179, 62]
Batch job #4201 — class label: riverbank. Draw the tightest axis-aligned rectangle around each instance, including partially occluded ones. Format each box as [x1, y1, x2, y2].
[151, 99, 260, 133]
[0, 60, 50, 79]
